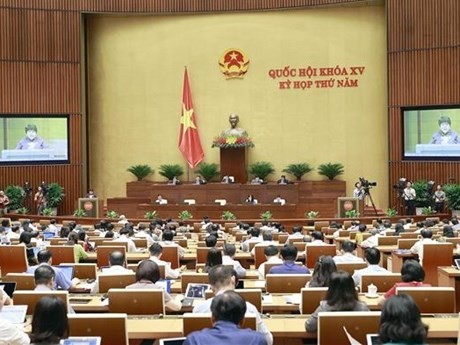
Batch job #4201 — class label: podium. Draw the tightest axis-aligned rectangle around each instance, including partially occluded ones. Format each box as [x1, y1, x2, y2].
[78, 198, 103, 218]
[220, 147, 248, 183]
[337, 197, 363, 218]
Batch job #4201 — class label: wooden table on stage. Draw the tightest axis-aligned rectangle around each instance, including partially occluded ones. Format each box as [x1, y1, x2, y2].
[438, 266, 460, 312]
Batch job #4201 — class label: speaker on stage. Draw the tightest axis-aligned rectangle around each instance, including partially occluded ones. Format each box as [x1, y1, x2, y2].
[78, 198, 102, 218]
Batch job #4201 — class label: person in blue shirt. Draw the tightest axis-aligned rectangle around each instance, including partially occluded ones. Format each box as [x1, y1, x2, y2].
[184, 290, 266, 345]
[268, 245, 310, 274]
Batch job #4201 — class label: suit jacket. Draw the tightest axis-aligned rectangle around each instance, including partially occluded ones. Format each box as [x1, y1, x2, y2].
[184, 321, 267, 345]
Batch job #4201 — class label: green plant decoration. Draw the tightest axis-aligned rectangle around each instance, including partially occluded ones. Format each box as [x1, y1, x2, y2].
[73, 209, 87, 217]
[178, 210, 193, 221]
[44, 183, 65, 208]
[421, 206, 435, 215]
[221, 211, 236, 220]
[42, 207, 54, 216]
[159, 164, 185, 181]
[345, 209, 360, 218]
[195, 162, 220, 182]
[317, 162, 344, 181]
[248, 161, 275, 181]
[282, 163, 313, 181]
[412, 180, 431, 208]
[145, 211, 158, 220]
[4, 185, 26, 210]
[444, 184, 460, 211]
[127, 164, 154, 181]
[305, 210, 319, 219]
[386, 208, 398, 217]
[260, 210, 273, 221]
[107, 210, 119, 219]
[16, 207, 29, 215]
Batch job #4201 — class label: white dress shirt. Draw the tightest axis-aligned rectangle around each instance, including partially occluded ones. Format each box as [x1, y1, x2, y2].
[222, 255, 246, 278]
[150, 255, 181, 279]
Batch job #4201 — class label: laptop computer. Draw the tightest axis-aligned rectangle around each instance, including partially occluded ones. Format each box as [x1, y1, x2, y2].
[159, 338, 186, 345]
[55, 265, 75, 283]
[182, 283, 210, 307]
[0, 282, 17, 298]
[0, 305, 27, 324]
[42, 232, 55, 240]
[61, 337, 101, 345]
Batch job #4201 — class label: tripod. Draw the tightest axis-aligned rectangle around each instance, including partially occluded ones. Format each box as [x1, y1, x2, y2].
[363, 188, 378, 216]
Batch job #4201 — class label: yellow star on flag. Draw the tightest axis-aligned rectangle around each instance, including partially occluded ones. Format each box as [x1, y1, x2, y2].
[181, 103, 196, 130]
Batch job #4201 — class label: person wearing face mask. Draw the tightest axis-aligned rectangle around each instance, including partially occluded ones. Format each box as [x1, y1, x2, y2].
[16, 124, 48, 149]
[429, 115, 460, 144]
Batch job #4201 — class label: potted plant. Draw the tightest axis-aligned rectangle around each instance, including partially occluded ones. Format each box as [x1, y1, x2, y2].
[195, 162, 220, 182]
[385, 208, 398, 217]
[16, 207, 28, 215]
[412, 180, 431, 215]
[127, 164, 154, 181]
[260, 210, 273, 221]
[221, 211, 236, 220]
[317, 162, 344, 180]
[345, 209, 360, 218]
[4, 185, 26, 212]
[282, 163, 313, 181]
[159, 164, 184, 181]
[248, 161, 275, 181]
[44, 182, 64, 216]
[422, 206, 435, 215]
[444, 184, 460, 216]
[305, 210, 319, 219]
[178, 210, 193, 221]
[42, 207, 54, 216]
[106, 210, 119, 219]
[73, 209, 87, 217]
[145, 211, 158, 220]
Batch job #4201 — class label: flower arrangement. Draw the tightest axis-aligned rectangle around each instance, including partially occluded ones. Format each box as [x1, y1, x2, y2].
[212, 135, 254, 148]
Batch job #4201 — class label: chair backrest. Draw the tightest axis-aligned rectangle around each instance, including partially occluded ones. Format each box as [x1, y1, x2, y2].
[196, 247, 213, 264]
[360, 274, 401, 293]
[266, 274, 311, 293]
[49, 238, 66, 245]
[161, 245, 180, 269]
[423, 242, 453, 285]
[300, 287, 328, 314]
[173, 238, 188, 248]
[181, 273, 209, 293]
[314, 221, 329, 231]
[13, 290, 69, 314]
[397, 238, 418, 249]
[305, 244, 336, 269]
[68, 313, 128, 345]
[234, 289, 262, 312]
[278, 234, 289, 244]
[98, 273, 136, 293]
[0, 245, 28, 276]
[254, 244, 285, 269]
[96, 246, 127, 268]
[182, 313, 256, 336]
[4, 273, 35, 290]
[318, 311, 381, 345]
[377, 236, 399, 246]
[108, 288, 165, 315]
[101, 241, 128, 250]
[61, 263, 97, 279]
[131, 238, 147, 248]
[335, 262, 367, 276]
[126, 263, 166, 279]
[396, 287, 455, 313]
[46, 245, 76, 265]
[400, 232, 419, 238]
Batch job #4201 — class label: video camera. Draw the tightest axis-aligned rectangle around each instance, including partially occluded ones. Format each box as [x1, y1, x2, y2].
[392, 177, 407, 198]
[359, 177, 377, 193]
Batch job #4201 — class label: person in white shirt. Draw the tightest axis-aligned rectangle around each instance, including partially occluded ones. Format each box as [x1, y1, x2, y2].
[258, 245, 283, 278]
[114, 228, 138, 253]
[403, 181, 416, 216]
[117, 215, 129, 225]
[193, 265, 273, 345]
[288, 226, 305, 241]
[352, 248, 389, 287]
[149, 243, 181, 279]
[0, 289, 30, 345]
[403, 218, 413, 230]
[410, 229, 436, 265]
[222, 244, 246, 278]
[241, 228, 262, 252]
[134, 224, 155, 247]
[333, 240, 364, 264]
[159, 230, 186, 257]
[91, 251, 134, 293]
[250, 232, 278, 257]
[47, 219, 60, 236]
[452, 218, 460, 231]
[360, 229, 381, 248]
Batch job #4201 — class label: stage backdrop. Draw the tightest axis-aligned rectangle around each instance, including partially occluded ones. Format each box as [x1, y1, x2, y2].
[87, 4, 388, 208]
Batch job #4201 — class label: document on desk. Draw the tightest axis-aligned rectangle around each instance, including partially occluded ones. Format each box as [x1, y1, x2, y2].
[262, 294, 273, 304]
[284, 294, 301, 305]
[252, 281, 266, 288]
[0, 305, 27, 324]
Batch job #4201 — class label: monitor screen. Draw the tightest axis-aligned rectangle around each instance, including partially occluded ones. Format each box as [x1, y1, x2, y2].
[0, 115, 69, 165]
[403, 106, 460, 160]
[56, 265, 74, 283]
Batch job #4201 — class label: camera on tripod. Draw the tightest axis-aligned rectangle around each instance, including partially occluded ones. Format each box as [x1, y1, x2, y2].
[359, 177, 377, 193]
[392, 177, 407, 198]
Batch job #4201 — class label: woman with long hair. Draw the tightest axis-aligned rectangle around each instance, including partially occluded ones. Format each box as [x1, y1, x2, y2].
[305, 271, 369, 332]
[30, 296, 68, 344]
[307, 255, 337, 288]
[204, 248, 223, 273]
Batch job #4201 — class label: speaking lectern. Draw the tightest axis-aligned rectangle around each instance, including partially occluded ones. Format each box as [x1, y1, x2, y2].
[78, 198, 103, 218]
[337, 197, 363, 218]
[220, 147, 248, 183]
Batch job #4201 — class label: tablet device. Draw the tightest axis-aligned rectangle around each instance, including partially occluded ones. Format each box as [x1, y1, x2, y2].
[184, 283, 210, 299]
[0, 282, 16, 298]
[61, 336, 101, 345]
[159, 338, 186, 345]
[366, 333, 382, 345]
[454, 258, 460, 270]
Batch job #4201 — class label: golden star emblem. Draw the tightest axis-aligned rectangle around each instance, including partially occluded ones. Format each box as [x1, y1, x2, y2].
[181, 104, 196, 129]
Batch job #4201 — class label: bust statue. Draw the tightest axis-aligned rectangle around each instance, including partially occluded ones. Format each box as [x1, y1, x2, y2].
[223, 113, 248, 137]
